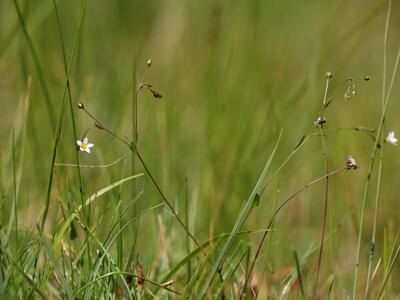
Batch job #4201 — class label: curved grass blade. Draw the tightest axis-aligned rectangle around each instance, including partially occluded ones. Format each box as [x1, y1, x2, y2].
[52, 173, 144, 249]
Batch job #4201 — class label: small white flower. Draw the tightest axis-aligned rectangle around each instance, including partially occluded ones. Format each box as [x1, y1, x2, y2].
[385, 131, 397, 145]
[77, 137, 94, 153]
[314, 116, 327, 126]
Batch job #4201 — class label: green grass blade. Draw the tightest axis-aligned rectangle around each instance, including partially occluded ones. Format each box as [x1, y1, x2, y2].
[198, 129, 283, 298]
[52, 173, 143, 249]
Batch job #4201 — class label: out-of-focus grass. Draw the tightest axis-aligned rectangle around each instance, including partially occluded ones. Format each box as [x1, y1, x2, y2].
[0, 0, 399, 298]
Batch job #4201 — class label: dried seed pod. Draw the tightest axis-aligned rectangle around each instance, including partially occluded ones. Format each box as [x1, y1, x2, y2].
[136, 263, 145, 288]
[149, 87, 162, 99]
[346, 155, 358, 170]
[95, 122, 104, 130]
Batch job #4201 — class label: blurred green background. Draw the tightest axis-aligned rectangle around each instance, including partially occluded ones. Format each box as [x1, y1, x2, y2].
[0, 0, 399, 297]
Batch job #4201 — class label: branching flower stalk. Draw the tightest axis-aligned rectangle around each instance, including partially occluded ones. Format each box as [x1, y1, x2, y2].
[241, 165, 352, 299]
[258, 124, 376, 198]
[77, 103, 200, 248]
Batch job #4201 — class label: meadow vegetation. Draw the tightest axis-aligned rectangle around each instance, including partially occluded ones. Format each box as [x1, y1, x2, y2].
[0, 0, 399, 298]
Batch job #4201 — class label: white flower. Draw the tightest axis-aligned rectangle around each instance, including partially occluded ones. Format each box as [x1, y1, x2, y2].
[385, 131, 397, 145]
[77, 137, 94, 153]
[314, 116, 327, 126]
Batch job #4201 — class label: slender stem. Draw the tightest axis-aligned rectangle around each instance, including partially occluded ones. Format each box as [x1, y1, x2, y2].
[315, 75, 332, 297]
[135, 152, 200, 246]
[12, 130, 18, 243]
[133, 65, 139, 145]
[240, 167, 347, 299]
[365, 0, 391, 296]
[185, 176, 192, 282]
[131, 60, 138, 197]
[314, 125, 330, 298]
[80, 107, 201, 248]
[365, 142, 384, 296]
[322, 75, 330, 107]
[352, 13, 400, 298]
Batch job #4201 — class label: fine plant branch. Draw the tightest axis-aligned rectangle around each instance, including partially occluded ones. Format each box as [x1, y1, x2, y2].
[241, 166, 348, 299]
[55, 156, 125, 168]
[260, 126, 376, 196]
[78, 104, 201, 248]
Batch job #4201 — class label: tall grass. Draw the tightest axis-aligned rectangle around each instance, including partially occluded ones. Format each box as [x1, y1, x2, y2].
[0, 0, 400, 299]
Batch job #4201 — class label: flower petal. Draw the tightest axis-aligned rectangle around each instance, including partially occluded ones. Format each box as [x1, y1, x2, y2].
[79, 146, 85, 151]
[87, 143, 94, 148]
[77, 140, 82, 146]
[85, 148, 91, 153]
[83, 137, 88, 144]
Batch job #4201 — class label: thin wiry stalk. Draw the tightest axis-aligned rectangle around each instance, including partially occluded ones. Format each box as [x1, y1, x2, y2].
[315, 74, 332, 297]
[261, 125, 376, 196]
[83, 102, 227, 285]
[365, 0, 391, 296]
[39, 82, 67, 232]
[352, 21, 400, 300]
[365, 142, 383, 297]
[131, 57, 138, 194]
[132, 60, 139, 146]
[80, 107, 201, 247]
[314, 125, 330, 298]
[12, 130, 18, 244]
[55, 156, 125, 168]
[185, 176, 192, 282]
[240, 167, 348, 299]
[322, 74, 330, 107]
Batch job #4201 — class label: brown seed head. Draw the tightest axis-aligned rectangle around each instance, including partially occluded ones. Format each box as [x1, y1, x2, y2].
[346, 155, 358, 170]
